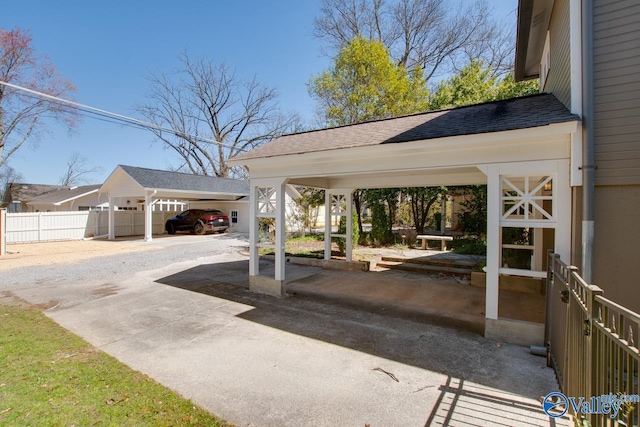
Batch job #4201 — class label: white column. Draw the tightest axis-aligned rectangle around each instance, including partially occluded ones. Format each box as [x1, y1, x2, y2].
[275, 180, 286, 281]
[346, 191, 353, 262]
[555, 160, 572, 262]
[485, 165, 501, 320]
[249, 181, 259, 277]
[144, 193, 153, 242]
[324, 190, 331, 260]
[108, 195, 115, 240]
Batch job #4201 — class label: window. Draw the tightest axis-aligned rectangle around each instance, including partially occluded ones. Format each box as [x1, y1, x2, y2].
[231, 210, 238, 224]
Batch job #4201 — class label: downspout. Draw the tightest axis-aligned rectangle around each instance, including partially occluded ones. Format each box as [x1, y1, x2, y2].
[581, 0, 595, 282]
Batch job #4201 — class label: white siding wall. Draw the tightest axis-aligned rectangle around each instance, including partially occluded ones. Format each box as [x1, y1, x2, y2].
[104, 168, 145, 197]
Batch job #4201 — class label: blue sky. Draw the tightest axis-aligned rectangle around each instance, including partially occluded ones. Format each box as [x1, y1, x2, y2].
[2, 0, 516, 185]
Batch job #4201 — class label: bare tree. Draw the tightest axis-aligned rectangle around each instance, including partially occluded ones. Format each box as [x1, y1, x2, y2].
[58, 152, 102, 186]
[0, 164, 23, 201]
[0, 27, 78, 168]
[314, 0, 514, 82]
[137, 52, 299, 178]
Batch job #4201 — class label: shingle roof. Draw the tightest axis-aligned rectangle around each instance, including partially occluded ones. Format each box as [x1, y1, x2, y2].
[119, 165, 249, 195]
[27, 184, 101, 205]
[3, 183, 67, 204]
[232, 93, 580, 161]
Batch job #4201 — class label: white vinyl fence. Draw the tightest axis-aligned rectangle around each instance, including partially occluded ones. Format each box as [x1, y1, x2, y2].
[5, 211, 180, 244]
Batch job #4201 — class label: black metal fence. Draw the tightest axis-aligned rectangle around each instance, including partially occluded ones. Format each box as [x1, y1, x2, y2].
[546, 252, 639, 426]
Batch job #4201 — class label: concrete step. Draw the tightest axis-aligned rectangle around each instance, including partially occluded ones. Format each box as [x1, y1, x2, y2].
[380, 255, 480, 268]
[376, 260, 474, 276]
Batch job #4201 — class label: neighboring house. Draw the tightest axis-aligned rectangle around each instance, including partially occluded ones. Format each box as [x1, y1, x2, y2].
[515, 0, 640, 312]
[1, 183, 67, 212]
[24, 184, 107, 212]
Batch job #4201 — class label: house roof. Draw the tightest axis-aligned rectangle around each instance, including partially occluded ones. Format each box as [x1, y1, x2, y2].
[231, 93, 580, 162]
[2, 183, 67, 205]
[27, 184, 101, 205]
[117, 165, 249, 196]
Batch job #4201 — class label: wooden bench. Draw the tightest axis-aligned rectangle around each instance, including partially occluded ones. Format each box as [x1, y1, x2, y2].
[416, 235, 454, 251]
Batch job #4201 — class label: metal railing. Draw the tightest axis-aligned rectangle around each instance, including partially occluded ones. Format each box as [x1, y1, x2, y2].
[547, 251, 639, 426]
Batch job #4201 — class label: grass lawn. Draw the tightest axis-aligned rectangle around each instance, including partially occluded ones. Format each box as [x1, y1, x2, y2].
[0, 300, 231, 426]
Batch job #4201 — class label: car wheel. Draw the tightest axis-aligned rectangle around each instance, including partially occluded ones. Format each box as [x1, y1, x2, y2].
[194, 221, 205, 235]
[167, 224, 176, 235]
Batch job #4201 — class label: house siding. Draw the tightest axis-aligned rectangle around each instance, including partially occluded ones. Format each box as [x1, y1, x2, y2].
[593, 185, 640, 314]
[593, 0, 640, 186]
[544, 0, 572, 108]
[588, 0, 640, 311]
[103, 168, 145, 198]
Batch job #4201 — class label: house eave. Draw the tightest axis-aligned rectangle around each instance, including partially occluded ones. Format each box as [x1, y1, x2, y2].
[515, 0, 555, 82]
[140, 187, 248, 201]
[52, 189, 100, 206]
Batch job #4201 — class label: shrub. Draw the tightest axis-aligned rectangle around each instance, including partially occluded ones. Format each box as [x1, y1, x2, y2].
[335, 210, 360, 254]
[371, 203, 392, 245]
[450, 237, 487, 255]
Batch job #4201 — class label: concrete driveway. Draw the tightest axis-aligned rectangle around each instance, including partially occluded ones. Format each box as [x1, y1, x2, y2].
[4, 235, 569, 426]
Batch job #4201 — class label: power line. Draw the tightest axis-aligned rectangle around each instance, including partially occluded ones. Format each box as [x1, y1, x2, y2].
[0, 80, 247, 153]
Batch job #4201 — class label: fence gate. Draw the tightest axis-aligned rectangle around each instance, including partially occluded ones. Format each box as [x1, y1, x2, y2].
[546, 252, 639, 426]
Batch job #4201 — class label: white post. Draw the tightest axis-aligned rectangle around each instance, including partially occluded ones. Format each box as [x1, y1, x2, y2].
[485, 165, 501, 320]
[249, 181, 259, 277]
[144, 193, 153, 241]
[555, 161, 572, 262]
[108, 195, 115, 240]
[37, 212, 42, 242]
[440, 196, 446, 233]
[0, 208, 6, 256]
[275, 180, 286, 281]
[346, 190, 353, 262]
[324, 190, 331, 260]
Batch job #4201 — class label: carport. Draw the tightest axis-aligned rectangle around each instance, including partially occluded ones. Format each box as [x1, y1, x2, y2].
[100, 165, 249, 241]
[228, 94, 581, 343]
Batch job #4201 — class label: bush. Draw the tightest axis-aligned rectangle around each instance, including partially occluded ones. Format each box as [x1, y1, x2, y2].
[371, 203, 392, 245]
[450, 237, 487, 255]
[335, 210, 360, 254]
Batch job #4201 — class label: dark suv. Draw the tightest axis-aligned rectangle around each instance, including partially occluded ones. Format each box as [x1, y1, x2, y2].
[165, 209, 230, 235]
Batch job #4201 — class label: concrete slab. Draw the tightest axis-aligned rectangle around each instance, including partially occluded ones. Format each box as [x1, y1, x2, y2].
[6, 245, 570, 426]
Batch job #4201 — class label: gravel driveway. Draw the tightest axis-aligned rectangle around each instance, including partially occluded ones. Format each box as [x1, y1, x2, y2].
[1, 233, 250, 292]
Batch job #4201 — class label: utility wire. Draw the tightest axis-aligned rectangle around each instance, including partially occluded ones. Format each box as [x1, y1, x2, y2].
[0, 80, 247, 153]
